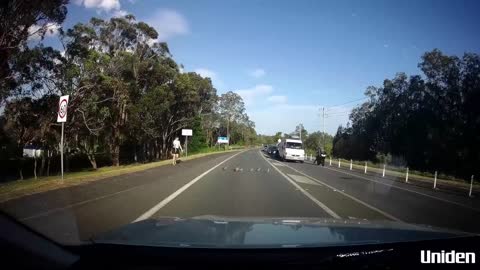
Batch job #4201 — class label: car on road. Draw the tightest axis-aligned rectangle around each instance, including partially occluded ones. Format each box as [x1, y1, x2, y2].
[267, 145, 279, 158]
[278, 138, 305, 162]
[262, 145, 268, 152]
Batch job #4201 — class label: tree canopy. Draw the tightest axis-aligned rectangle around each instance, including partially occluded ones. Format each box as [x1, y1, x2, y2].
[332, 49, 480, 179]
[0, 12, 255, 180]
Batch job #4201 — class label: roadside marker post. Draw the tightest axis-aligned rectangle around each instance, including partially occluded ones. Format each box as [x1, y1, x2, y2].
[56, 95, 69, 181]
[338, 158, 341, 168]
[405, 167, 409, 183]
[350, 159, 353, 170]
[382, 164, 386, 178]
[182, 129, 193, 157]
[364, 162, 367, 174]
[469, 175, 474, 197]
[310, 154, 313, 161]
[329, 157, 332, 166]
[433, 171, 438, 189]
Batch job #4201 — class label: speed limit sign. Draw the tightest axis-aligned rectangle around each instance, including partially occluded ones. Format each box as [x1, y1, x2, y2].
[57, 95, 69, 123]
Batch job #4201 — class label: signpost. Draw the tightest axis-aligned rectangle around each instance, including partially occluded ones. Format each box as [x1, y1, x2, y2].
[217, 136, 229, 144]
[181, 129, 192, 157]
[217, 136, 229, 150]
[57, 95, 69, 180]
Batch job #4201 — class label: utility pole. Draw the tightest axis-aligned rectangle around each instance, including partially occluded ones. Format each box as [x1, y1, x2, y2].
[299, 123, 302, 140]
[322, 107, 325, 150]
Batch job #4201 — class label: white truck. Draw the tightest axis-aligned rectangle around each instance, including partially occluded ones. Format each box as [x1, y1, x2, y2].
[277, 138, 305, 162]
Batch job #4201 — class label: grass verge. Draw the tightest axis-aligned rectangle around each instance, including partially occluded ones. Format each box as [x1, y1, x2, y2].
[0, 148, 242, 203]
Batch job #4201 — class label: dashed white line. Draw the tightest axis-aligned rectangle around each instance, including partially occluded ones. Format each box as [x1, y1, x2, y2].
[271, 162, 286, 167]
[133, 151, 245, 222]
[259, 152, 340, 219]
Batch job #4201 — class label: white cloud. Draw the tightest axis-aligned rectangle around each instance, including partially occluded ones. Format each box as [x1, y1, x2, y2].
[112, 9, 128, 17]
[194, 68, 224, 88]
[267, 95, 287, 104]
[146, 9, 189, 41]
[75, 0, 121, 12]
[235, 84, 273, 106]
[383, 44, 389, 48]
[28, 23, 61, 41]
[194, 68, 217, 79]
[249, 68, 266, 78]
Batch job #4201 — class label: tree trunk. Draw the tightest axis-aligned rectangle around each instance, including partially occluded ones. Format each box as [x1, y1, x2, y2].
[34, 156, 37, 179]
[227, 120, 230, 143]
[161, 134, 168, 160]
[87, 153, 98, 170]
[155, 140, 160, 160]
[150, 143, 154, 161]
[110, 125, 121, 166]
[112, 144, 120, 166]
[39, 150, 46, 176]
[134, 144, 137, 163]
[46, 150, 51, 177]
[143, 143, 147, 163]
[145, 142, 149, 161]
[65, 151, 70, 172]
[145, 142, 150, 161]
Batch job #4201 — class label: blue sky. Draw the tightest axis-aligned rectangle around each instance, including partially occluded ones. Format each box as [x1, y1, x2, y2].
[39, 0, 480, 135]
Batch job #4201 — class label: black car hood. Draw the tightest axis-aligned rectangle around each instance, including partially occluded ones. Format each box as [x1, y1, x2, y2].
[92, 216, 473, 248]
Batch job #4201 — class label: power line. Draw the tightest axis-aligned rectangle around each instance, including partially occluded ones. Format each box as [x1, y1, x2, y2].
[326, 109, 352, 116]
[326, 113, 351, 117]
[326, 97, 368, 111]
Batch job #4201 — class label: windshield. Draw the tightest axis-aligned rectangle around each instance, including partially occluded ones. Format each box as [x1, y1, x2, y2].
[286, 142, 303, 149]
[0, 0, 479, 251]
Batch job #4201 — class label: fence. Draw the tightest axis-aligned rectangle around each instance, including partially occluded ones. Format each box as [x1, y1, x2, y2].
[303, 155, 477, 198]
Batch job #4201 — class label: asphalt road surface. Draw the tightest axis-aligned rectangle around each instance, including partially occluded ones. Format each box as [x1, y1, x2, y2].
[2, 149, 480, 244]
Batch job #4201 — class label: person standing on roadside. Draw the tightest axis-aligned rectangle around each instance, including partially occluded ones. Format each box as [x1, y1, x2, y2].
[172, 137, 183, 165]
[314, 147, 326, 166]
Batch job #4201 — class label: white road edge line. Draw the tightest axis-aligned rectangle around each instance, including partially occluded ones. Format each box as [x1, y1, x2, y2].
[282, 162, 404, 222]
[325, 166, 480, 213]
[133, 150, 245, 223]
[259, 151, 341, 219]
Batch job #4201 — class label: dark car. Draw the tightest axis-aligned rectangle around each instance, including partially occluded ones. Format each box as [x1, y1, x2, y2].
[268, 145, 279, 157]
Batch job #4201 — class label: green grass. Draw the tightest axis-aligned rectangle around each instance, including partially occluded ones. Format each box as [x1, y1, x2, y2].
[0, 147, 245, 203]
[332, 158, 479, 191]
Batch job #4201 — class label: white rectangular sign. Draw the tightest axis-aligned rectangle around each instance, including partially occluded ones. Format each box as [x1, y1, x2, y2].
[182, 129, 192, 136]
[217, 136, 229, 144]
[57, 95, 69, 123]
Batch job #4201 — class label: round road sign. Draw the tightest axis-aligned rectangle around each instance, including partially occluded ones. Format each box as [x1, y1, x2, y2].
[58, 98, 68, 119]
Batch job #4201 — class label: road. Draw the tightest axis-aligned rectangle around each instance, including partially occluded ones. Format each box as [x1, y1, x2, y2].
[2, 149, 480, 244]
